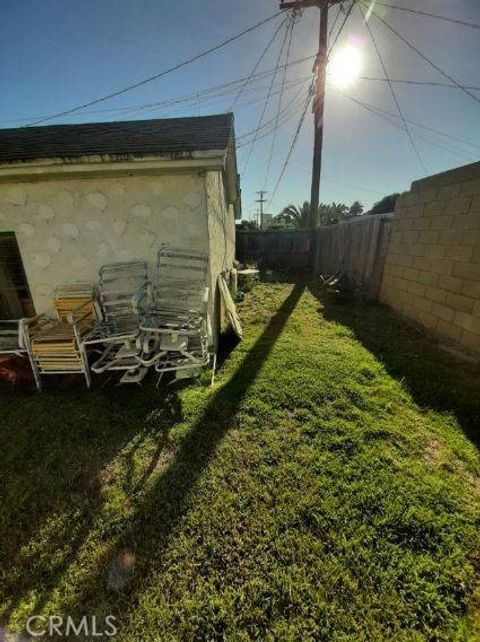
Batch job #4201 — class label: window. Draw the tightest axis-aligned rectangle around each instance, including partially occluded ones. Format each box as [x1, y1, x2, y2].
[0, 232, 35, 320]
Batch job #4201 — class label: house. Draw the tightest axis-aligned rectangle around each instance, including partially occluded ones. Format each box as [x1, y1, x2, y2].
[0, 113, 241, 342]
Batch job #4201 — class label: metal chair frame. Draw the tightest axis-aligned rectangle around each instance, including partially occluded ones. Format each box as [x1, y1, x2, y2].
[81, 261, 150, 378]
[0, 319, 42, 390]
[138, 247, 214, 383]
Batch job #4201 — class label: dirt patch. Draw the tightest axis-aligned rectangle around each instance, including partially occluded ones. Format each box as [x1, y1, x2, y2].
[154, 448, 177, 473]
[424, 439, 443, 465]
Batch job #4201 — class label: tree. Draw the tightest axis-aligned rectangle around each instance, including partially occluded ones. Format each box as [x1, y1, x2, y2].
[236, 220, 258, 230]
[274, 201, 311, 229]
[348, 200, 364, 217]
[368, 193, 403, 215]
[273, 201, 355, 228]
[318, 202, 349, 226]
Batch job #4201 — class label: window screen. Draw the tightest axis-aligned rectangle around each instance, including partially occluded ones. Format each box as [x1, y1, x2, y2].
[0, 232, 35, 320]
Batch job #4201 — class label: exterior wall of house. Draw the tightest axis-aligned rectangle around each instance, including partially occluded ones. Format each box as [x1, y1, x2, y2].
[0, 172, 209, 315]
[380, 162, 480, 357]
[205, 170, 235, 343]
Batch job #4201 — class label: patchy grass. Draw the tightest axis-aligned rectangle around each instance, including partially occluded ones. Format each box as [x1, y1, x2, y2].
[1, 278, 480, 641]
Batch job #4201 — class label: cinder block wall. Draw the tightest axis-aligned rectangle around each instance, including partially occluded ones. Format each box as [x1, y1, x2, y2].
[380, 161, 480, 356]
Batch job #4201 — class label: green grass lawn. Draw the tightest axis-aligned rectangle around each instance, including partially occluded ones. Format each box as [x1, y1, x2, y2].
[1, 278, 480, 641]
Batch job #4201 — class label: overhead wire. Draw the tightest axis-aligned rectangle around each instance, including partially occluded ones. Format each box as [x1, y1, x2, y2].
[144, 76, 311, 130]
[24, 10, 285, 127]
[335, 89, 480, 153]
[5, 56, 480, 128]
[265, 14, 297, 187]
[328, 4, 343, 40]
[367, 6, 480, 106]
[237, 81, 311, 146]
[0, 53, 320, 126]
[369, 2, 480, 31]
[270, 81, 315, 204]
[115, 74, 310, 121]
[229, 17, 287, 111]
[327, 0, 356, 59]
[357, 76, 480, 91]
[241, 20, 291, 176]
[334, 87, 477, 162]
[269, 0, 355, 206]
[358, 2, 428, 174]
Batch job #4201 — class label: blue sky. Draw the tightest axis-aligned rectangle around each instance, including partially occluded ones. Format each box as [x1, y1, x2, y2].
[1, 0, 479, 219]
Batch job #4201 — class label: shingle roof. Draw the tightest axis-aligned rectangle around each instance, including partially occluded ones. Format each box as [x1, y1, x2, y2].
[0, 113, 234, 164]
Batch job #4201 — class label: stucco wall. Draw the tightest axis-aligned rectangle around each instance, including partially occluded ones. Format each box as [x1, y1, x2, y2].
[380, 161, 480, 357]
[205, 170, 235, 341]
[0, 172, 209, 315]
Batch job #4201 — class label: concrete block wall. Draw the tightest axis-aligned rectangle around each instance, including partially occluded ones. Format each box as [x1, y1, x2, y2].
[380, 161, 480, 357]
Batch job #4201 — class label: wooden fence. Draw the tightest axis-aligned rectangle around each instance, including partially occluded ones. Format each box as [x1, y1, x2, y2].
[236, 229, 312, 268]
[314, 214, 393, 299]
[236, 215, 393, 299]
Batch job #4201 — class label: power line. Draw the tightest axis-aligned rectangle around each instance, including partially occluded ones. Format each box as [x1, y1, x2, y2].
[328, 4, 342, 40]
[368, 1, 480, 31]
[242, 21, 291, 175]
[369, 8, 480, 106]
[229, 17, 287, 111]
[5, 55, 478, 127]
[270, 82, 314, 205]
[358, 2, 427, 174]
[1, 53, 319, 127]
[335, 88, 480, 153]
[334, 87, 477, 163]
[327, 0, 355, 59]
[25, 11, 284, 127]
[105, 66, 310, 120]
[357, 76, 480, 91]
[117, 73, 310, 121]
[290, 163, 385, 196]
[237, 81, 310, 146]
[265, 16, 296, 186]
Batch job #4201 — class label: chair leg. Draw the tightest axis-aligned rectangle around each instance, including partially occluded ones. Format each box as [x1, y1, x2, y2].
[156, 371, 165, 389]
[29, 356, 42, 391]
[210, 353, 217, 387]
[79, 345, 92, 388]
[24, 340, 42, 391]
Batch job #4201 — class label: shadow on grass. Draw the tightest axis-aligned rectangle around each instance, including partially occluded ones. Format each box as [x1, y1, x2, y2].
[308, 280, 480, 449]
[3, 282, 305, 635]
[0, 384, 183, 626]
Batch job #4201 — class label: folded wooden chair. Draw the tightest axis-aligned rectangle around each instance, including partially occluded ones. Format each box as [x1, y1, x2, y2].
[23, 284, 96, 389]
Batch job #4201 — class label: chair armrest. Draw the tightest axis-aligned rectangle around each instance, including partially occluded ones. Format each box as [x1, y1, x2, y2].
[23, 314, 51, 329]
[22, 314, 54, 341]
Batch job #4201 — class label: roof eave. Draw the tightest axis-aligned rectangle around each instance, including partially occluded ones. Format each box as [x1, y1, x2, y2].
[0, 149, 228, 182]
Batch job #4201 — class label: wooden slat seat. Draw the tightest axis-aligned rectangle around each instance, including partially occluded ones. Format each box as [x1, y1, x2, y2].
[25, 283, 96, 388]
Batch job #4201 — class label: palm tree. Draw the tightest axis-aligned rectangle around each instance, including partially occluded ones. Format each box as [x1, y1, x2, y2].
[274, 201, 352, 228]
[348, 200, 364, 217]
[275, 201, 311, 229]
[318, 202, 349, 226]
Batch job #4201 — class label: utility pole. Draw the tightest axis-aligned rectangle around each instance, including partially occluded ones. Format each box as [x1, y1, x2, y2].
[256, 190, 268, 230]
[280, 0, 342, 229]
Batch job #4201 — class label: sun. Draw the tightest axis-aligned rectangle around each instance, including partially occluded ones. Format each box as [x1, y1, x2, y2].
[327, 45, 363, 89]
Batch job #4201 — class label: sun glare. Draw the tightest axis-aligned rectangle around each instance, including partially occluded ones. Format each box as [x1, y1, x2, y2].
[328, 45, 363, 89]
